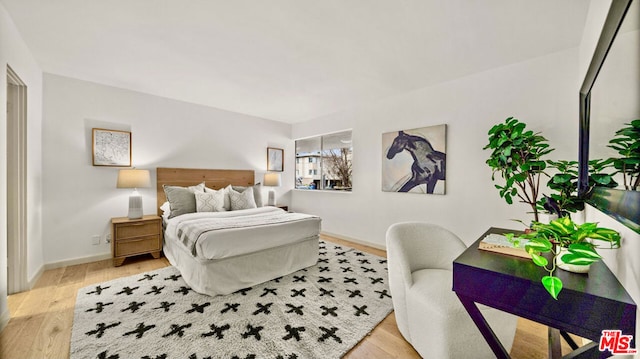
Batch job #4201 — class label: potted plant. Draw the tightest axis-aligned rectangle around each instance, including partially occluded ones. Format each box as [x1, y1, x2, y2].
[588, 158, 619, 190]
[608, 119, 640, 191]
[506, 216, 621, 300]
[538, 159, 619, 222]
[540, 160, 583, 219]
[484, 117, 554, 222]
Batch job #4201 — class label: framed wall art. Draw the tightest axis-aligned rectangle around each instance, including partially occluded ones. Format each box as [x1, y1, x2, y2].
[92, 128, 132, 167]
[267, 147, 284, 172]
[382, 124, 446, 194]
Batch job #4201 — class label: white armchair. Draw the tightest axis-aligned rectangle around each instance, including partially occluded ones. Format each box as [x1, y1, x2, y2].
[386, 222, 517, 358]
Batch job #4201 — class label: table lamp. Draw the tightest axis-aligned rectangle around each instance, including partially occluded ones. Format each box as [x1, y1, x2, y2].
[263, 172, 282, 206]
[117, 169, 151, 219]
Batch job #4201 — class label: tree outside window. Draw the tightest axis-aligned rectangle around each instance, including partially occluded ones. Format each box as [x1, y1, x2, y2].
[295, 130, 352, 191]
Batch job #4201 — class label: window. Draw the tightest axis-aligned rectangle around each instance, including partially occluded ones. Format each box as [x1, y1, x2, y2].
[295, 130, 352, 191]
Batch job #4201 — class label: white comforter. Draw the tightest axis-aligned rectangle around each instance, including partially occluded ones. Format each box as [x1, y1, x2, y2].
[165, 207, 321, 260]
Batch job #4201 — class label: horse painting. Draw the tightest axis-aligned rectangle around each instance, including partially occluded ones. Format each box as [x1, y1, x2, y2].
[385, 130, 446, 194]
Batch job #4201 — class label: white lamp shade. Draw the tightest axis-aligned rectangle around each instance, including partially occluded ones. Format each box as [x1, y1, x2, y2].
[263, 172, 282, 187]
[117, 169, 151, 189]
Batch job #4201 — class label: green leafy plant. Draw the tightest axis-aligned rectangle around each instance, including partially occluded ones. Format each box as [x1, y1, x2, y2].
[608, 119, 640, 191]
[507, 217, 621, 299]
[541, 160, 584, 217]
[484, 117, 554, 222]
[588, 158, 618, 189]
[540, 159, 619, 218]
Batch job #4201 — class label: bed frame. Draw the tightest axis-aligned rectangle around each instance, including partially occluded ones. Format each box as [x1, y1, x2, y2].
[156, 167, 254, 216]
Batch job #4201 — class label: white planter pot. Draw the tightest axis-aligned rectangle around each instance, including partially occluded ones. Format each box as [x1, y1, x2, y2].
[539, 213, 559, 224]
[570, 210, 585, 224]
[556, 247, 591, 273]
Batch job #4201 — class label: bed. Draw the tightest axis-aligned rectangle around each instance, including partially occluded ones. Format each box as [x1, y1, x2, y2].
[156, 167, 321, 297]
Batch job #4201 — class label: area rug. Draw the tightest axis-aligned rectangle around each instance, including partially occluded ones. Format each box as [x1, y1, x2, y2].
[70, 241, 393, 359]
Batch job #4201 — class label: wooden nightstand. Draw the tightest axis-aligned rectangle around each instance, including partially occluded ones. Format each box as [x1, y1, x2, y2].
[111, 215, 162, 266]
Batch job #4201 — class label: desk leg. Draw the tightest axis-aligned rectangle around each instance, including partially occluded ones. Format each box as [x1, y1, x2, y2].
[560, 331, 580, 350]
[549, 327, 562, 359]
[562, 342, 603, 359]
[456, 294, 510, 359]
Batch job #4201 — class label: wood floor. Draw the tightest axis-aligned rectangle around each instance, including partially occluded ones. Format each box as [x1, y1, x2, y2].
[1, 234, 573, 358]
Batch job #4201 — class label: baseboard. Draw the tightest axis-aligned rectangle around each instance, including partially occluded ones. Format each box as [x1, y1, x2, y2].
[0, 308, 9, 333]
[43, 253, 112, 271]
[320, 231, 386, 251]
[28, 265, 44, 290]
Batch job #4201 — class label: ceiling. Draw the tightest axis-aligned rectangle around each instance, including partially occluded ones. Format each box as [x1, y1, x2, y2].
[1, 0, 589, 123]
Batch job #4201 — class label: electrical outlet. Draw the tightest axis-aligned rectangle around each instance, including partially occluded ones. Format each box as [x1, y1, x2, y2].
[105, 234, 111, 243]
[91, 235, 100, 245]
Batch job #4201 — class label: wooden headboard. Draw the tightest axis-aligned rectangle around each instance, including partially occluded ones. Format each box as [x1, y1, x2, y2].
[156, 167, 255, 216]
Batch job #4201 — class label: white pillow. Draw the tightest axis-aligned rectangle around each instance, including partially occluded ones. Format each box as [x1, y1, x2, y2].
[160, 201, 171, 221]
[189, 182, 206, 193]
[195, 191, 226, 212]
[228, 186, 257, 210]
[206, 186, 231, 211]
[160, 201, 171, 213]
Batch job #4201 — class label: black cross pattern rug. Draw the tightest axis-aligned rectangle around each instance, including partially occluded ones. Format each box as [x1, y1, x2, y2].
[70, 241, 393, 359]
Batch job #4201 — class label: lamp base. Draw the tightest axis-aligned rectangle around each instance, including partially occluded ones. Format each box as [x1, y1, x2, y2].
[268, 190, 276, 206]
[128, 194, 143, 219]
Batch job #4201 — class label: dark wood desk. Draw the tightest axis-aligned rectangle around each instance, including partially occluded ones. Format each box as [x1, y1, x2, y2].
[453, 227, 636, 358]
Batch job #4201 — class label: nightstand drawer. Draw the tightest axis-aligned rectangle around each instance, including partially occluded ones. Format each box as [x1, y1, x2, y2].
[115, 221, 159, 239]
[115, 235, 161, 256]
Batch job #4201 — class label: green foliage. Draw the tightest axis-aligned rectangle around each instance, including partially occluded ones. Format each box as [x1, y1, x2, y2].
[607, 119, 640, 191]
[540, 159, 621, 219]
[510, 216, 620, 300]
[541, 276, 562, 300]
[541, 160, 584, 216]
[484, 117, 554, 221]
[588, 158, 618, 189]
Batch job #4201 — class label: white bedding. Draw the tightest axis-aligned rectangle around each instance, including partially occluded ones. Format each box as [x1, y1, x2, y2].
[165, 206, 321, 260]
[162, 206, 321, 296]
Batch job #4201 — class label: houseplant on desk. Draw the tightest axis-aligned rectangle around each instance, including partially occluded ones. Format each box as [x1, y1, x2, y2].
[507, 216, 621, 300]
[484, 117, 554, 222]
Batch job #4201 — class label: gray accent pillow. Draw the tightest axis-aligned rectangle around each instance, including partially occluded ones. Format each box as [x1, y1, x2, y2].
[231, 183, 263, 207]
[163, 185, 198, 218]
[228, 186, 258, 210]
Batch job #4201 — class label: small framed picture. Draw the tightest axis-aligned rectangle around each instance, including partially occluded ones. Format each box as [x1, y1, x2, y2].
[92, 128, 132, 166]
[267, 147, 284, 172]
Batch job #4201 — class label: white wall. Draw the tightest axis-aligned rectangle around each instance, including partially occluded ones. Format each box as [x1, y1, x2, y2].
[292, 47, 579, 247]
[578, 0, 612, 84]
[41, 74, 292, 265]
[0, 2, 44, 330]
